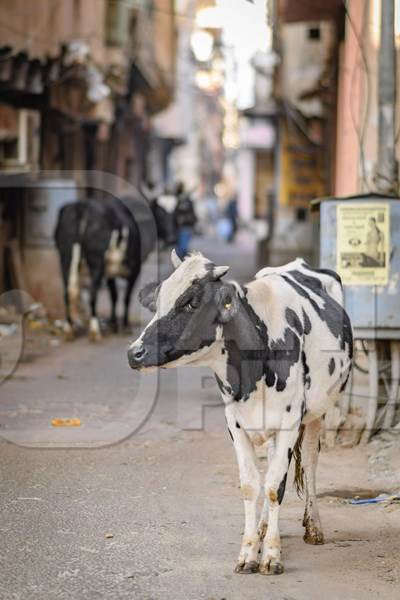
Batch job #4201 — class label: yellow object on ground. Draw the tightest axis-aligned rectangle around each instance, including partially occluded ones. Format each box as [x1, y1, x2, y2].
[51, 418, 81, 427]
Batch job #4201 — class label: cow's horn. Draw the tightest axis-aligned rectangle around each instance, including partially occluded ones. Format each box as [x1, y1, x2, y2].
[214, 266, 230, 279]
[171, 248, 182, 269]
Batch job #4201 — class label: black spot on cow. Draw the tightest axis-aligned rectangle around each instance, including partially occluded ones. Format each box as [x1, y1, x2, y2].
[227, 428, 234, 442]
[285, 308, 303, 336]
[215, 374, 232, 396]
[329, 357, 335, 375]
[221, 295, 301, 400]
[283, 271, 353, 360]
[288, 448, 293, 462]
[302, 309, 312, 335]
[301, 398, 307, 418]
[222, 348, 226, 355]
[236, 421, 241, 429]
[277, 473, 288, 505]
[301, 351, 311, 390]
[286, 404, 291, 412]
[340, 371, 351, 393]
[302, 262, 343, 286]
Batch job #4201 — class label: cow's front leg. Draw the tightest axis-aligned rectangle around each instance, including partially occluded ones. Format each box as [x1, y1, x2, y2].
[302, 418, 324, 545]
[260, 423, 300, 575]
[107, 278, 119, 332]
[226, 411, 260, 574]
[87, 264, 103, 342]
[123, 263, 140, 329]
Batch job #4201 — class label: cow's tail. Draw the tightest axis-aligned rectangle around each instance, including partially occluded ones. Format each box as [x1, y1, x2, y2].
[293, 424, 305, 497]
[75, 201, 89, 243]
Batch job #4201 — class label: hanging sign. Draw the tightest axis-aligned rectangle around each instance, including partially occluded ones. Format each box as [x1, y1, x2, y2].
[336, 203, 390, 286]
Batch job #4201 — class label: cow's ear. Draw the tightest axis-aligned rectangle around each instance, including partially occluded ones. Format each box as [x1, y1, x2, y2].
[138, 281, 160, 312]
[215, 285, 239, 323]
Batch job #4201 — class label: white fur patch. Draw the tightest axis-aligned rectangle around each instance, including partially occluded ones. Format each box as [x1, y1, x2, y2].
[68, 243, 81, 306]
[89, 317, 101, 341]
[157, 253, 212, 316]
[157, 194, 178, 214]
[255, 258, 304, 279]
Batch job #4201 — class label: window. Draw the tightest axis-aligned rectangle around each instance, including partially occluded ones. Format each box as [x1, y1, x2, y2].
[308, 27, 320, 41]
[296, 207, 308, 222]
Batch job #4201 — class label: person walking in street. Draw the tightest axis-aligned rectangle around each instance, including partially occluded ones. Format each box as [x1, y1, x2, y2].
[174, 181, 197, 259]
[225, 196, 238, 243]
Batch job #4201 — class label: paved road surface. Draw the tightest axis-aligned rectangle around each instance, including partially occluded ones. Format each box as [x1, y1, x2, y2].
[1, 236, 399, 599]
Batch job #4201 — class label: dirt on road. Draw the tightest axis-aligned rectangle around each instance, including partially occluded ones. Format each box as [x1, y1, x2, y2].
[1, 390, 399, 599]
[1, 238, 399, 599]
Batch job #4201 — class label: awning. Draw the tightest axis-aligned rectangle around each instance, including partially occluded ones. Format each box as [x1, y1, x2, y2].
[279, 0, 342, 23]
[151, 102, 186, 143]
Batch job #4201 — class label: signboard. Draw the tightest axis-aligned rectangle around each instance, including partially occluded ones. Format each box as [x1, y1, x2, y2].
[336, 203, 390, 286]
[279, 122, 326, 207]
[240, 118, 275, 149]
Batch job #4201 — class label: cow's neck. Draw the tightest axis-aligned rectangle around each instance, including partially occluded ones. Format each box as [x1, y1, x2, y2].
[213, 296, 267, 402]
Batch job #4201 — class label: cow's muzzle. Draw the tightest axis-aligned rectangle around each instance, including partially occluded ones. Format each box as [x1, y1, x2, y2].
[127, 343, 148, 369]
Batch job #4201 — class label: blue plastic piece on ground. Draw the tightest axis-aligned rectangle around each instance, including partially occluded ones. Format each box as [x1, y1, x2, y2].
[350, 494, 400, 505]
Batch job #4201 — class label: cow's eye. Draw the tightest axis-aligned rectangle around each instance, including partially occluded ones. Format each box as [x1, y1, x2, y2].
[184, 300, 197, 312]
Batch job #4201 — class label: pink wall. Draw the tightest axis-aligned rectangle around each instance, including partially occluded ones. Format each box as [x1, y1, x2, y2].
[335, 0, 364, 197]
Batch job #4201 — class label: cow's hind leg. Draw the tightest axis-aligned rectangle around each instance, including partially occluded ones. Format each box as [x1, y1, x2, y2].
[302, 418, 324, 545]
[107, 278, 118, 332]
[59, 246, 76, 340]
[260, 420, 300, 575]
[226, 412, 260, 574]
[88, 264, 103, 342]
[63, 290, 74, 340]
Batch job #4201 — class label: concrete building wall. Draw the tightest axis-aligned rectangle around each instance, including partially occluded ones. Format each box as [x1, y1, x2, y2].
[0, 0, 107, 61]
[237, 148, 255, 222]
[335, 0, 400, 196]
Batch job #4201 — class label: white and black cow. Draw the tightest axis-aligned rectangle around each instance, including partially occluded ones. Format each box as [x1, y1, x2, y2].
[55, 197, 146, 340]
[127, 251, 353, 575]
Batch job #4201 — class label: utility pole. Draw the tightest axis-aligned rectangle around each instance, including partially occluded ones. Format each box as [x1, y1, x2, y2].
[376, 0, 398, 194]
[366, 0, 400, 441]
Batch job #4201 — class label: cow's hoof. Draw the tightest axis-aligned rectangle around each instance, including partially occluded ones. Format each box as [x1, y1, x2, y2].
[234, 560, 259, 574]
[303, 516, 324, 545]
[259, 560, 284, 576]
[63, 323, 75, 341]
[89, 331, 102, 343]
[303, 530, 324, 545]
[89, 318, 102, 342]
[109, 320, 119, 334]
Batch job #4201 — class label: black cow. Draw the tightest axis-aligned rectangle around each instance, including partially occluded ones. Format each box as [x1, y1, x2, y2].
[55, 196, 154, 340]
[149, 197, 177, 247]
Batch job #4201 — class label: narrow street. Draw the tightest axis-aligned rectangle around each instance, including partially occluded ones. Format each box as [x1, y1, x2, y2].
[1, 1, 400, 599]
[1, 238, 399, 600]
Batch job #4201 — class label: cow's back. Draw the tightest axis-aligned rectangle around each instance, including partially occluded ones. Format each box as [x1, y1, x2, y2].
[251, 259, 353, 411]
[256, 258, 343, 304]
